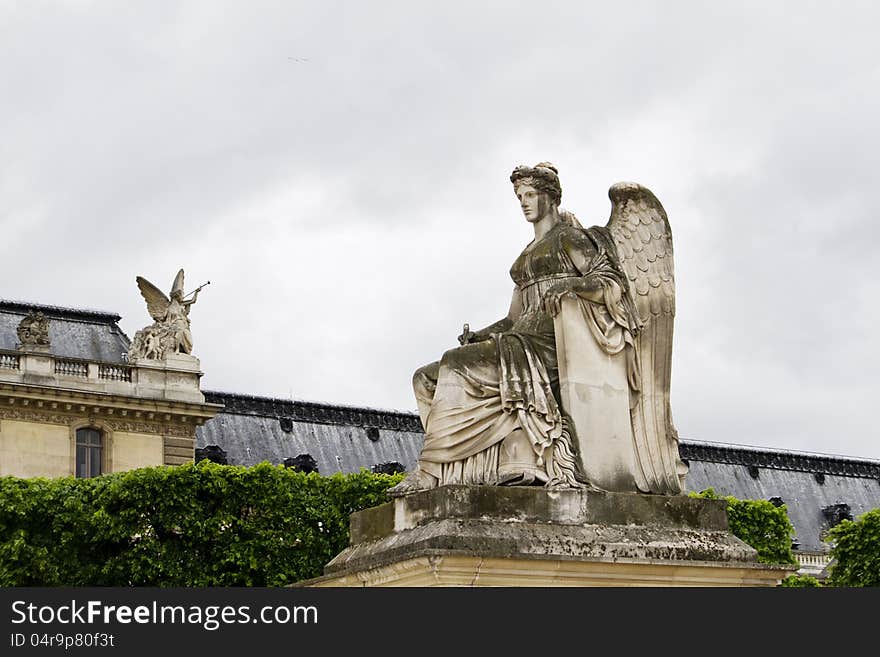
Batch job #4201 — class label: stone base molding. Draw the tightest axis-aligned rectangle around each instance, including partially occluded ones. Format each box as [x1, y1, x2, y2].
[297, 485, 795, 587]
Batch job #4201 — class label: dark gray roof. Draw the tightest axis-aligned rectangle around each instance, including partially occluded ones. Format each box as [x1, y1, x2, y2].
[197, 391, 423, 475]
[682, 441, 880, 552]
[197, 391, 880, 554]
[0, 299, 130, 363]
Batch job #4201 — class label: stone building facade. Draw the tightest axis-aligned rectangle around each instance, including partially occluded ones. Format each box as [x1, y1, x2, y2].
[0, 300, 221, 478]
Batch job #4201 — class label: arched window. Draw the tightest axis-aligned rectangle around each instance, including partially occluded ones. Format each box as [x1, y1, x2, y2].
[75, 427, 103, 478]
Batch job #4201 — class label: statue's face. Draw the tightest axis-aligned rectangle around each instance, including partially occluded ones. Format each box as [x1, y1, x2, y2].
[515, 183, 550, 223]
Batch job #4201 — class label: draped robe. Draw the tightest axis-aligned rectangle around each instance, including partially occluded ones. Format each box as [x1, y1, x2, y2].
[412, 221, 640, 487]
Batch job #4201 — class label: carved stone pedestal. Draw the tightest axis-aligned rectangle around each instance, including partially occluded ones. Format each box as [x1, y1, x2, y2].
[133, 353, 204, 403]
[18, 346, 55, 385]
[297, 486, 794, 587]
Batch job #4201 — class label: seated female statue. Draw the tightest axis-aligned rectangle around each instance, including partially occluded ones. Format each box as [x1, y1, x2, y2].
[391, 162, 687, 496]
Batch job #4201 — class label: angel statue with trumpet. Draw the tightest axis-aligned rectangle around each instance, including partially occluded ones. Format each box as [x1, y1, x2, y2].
[127, 269, 210, 361]
[390, 162, 688, 497]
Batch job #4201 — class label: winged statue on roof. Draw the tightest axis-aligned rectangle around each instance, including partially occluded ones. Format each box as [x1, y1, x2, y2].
[391, 163, 688, 497]
[127, 269, 210, 361]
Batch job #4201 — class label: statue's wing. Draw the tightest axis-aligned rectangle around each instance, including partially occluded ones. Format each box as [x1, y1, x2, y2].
[606, 182, 675, 319]
[606, 182, 686, 494]
[136, 276, 170, 322]
[171, 269, 185, 297]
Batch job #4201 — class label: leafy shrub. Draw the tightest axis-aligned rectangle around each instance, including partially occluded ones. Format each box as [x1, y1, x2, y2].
[780, 574, 822, 587]
[690, 488, 797, 566]
[0, 462, 403, 586]
[824, 508, 880, 587]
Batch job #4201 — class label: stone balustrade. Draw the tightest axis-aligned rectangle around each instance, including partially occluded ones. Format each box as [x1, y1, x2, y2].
[795, 551, 831, 577]
[98, 363, 132, 382]
[0, 347, 203, 403]
[0, 351, 20, 370]
[54, 358, 90, 378]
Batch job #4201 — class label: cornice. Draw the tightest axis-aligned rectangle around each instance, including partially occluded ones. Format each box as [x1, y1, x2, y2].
[0, 381, 223, 425]
[0, 299, 122, 324]
[0, 405, 196, 438]
[679, 441, 880, 480]
[204, 390, 423, 432]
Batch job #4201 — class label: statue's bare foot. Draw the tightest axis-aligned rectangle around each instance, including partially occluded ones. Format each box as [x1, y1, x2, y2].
[388, 468, 438, 497]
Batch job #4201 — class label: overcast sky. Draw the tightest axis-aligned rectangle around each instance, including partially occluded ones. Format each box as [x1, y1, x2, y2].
[2, 1, 878, 460]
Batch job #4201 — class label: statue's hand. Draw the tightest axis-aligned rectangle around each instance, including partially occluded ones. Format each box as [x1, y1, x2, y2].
[457, 323, 477, 345]
[543, 280, 579, 317]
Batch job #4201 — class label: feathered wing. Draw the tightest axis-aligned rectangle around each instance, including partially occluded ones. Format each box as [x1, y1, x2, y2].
[136, 276, 170, 322]
[605, 182, 687, 494]
[171, 269, 185, 297]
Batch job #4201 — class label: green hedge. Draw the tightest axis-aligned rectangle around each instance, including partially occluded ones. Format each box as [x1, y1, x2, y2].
[825, 508, 880, 587]
[0, 461, 403, 586]
[690, 488, 798, 566]
[15, 469, 872, 587]
[779, 574, 822, 587]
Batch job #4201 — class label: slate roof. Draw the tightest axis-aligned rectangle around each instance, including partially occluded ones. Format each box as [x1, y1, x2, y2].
[197, 391, 423, 476]
[196, 390, 880, 554]
[681, 441, 880, 552]
[0, 299, 130, 363]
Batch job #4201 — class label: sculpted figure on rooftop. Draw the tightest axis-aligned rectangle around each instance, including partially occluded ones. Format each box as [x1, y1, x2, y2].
[128, 269, 209, 361]
[390, 163, 688, 497]
[16, 311, 50, 348]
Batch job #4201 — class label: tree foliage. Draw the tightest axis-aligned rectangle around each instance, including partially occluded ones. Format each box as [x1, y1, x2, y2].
[824, 508, 880, 587]
[14, 469, 876, 587]
[690, 488, 798, 566]
[779, 574, 822, 587]
[0, 461, 403, 586]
